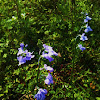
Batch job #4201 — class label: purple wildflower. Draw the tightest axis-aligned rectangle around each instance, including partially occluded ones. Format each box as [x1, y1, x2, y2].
[44, 64, 54, 73]
[39, 88, 48, 95]
[45, 73, 53, 85]
[80, 33, 88, 41]
[43, 44, 53, 52]
[34, 88, 47, 100]
[84, 26, 93, 33]
[42, 52, 54, 62]
[85, 13, 88, 16]
[42, 44, 58, 62]
[84, 16, 92, 23]
[78, 44, 86, 51]
[17, 47, 24, 56]
[25, 52, 35, 61]
[20, 43, 24, 48]
[17, 56, 26, 66]
[25, 44, 28, 47]
[17, 43, 35, 66]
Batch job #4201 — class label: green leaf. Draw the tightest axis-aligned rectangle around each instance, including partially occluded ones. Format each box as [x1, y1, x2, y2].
[0, 86, 2, 91]
[0, 50, 3, 53]
[3, 53, 7, 58]
[16, 78, 20, 83]
[8, 26, 13, 29]
[49, 90, 55, 94]
[0, 43, 4, 47]
[4, 89, 8, 93]
[96, 97, 100, 100]
[25, 75, 32, 81]
[37, 39, 43, 48]
[44, 30, 50, 35]
[0, 94, 4, 97]
[13, 69, 20, 75]
[83, 84, 88, 87]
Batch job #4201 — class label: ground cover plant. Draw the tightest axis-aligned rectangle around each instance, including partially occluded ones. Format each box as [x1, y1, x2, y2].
[0, 0, 100, 100]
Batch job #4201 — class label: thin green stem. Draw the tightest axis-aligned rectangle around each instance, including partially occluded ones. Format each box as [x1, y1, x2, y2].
[36, 56, 41, 85]
[36, 50, 42, 87]
[14, 0, 21, 19]
[71, 40, 76, 100]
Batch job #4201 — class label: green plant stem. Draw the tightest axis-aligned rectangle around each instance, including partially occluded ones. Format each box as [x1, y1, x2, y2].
[71, 40, 76, 100]
[69, 0, 71, 13]
[14, 0, 21, 19]
[71, 54, 75, 99]
[36, 56, 41, 87]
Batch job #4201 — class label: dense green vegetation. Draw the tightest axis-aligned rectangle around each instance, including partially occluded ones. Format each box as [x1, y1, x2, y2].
[0, 0, 100, 99]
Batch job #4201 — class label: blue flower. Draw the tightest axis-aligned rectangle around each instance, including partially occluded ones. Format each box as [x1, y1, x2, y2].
[42, 51, 54, 62]
[45, 73, 53, 85]
[49, 50, 58, 56]
[80, 33, 88, 41]
[44, 64, 54, 73]
[17, 56, 26, 66]
[25, 44, 28, 47]
[42, 44, 58, 62]
[85, 13, 88, 16]
[17, 47, 24, 56]
[78, 44, 86, 51]
[39, 88, 47, 95]
[43, 44, 53, 52]
[25, 52, 35, 61]
[34, 88, 47, 100]
[20, 43, 24, 48]
[84, 16, 92, 23]
[43, 44, 58, 56]
[17, 43, 35, 66]
[84, 26, 93, 33]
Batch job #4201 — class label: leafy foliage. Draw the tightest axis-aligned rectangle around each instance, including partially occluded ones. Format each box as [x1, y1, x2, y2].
[0, 0, 100, 99]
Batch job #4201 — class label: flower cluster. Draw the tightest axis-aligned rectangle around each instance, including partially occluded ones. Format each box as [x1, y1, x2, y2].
[43, 64, 54, 85]
[78, 13, 92, 51]
[42, 44, 57, 85]
[84, 16, 91, 23]
[17, 43, 35, 66]
[34, 88, 47, 100]
[84, 25, 93, 33]
[45, 73, 54, 85]
[78, 44, 86, 52]
[44, 64, 54, 73]
[42, 44, 57, 88]
[42, 44, 58, 62]
[80, 33, 88, 41]
[40, 64, 54, 85]
[35, 44, 58, 100]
